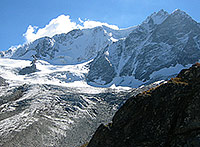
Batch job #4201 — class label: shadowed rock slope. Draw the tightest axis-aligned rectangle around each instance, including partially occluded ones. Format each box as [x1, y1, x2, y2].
[88, 63, 200, 147]
[0, 76, 7, 86]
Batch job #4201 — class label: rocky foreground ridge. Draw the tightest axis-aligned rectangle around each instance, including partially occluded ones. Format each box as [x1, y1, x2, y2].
[88, 63, 200, 147]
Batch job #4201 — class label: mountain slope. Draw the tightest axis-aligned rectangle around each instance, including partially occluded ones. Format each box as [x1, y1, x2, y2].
[88, 63, 200, 147]
[0, 57, 165, 147]
[0, 67, 163, 147]
[1, 26, 134, 65]
[0, 83, 127, 147]
[87, 9, 200, 87]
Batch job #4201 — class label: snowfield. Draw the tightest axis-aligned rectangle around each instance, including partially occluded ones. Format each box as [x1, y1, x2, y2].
[0, 58, 133, 147]
[0, 58, 88, 86]
[0, 58, 132, 92]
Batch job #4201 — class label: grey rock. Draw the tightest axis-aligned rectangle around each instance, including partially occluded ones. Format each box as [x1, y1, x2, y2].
[87, 46, 116, 85]
[0, 76, 7, 86]
[18, 64, 37, 75]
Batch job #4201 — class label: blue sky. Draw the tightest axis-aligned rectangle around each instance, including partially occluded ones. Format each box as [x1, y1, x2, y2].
[0, 0, 199, 51]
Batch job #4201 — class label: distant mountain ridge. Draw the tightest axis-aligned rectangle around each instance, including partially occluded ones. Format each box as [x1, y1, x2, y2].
[1, 9, 200, 88]
[0, 26, 134, 65]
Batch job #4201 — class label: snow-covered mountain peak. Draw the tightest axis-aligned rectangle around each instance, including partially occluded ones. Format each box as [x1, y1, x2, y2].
[2, 25, 134, 65]
[172, 9, 187, 15]
[53, 29, 83, 44]
[1, 10, 200, 147]
[170, 9, 193, 20]
[157, 9, 168, 15]
[1, 9, 200, 88]
[143, 9, 169, 25]
[87, 9, 200, 88]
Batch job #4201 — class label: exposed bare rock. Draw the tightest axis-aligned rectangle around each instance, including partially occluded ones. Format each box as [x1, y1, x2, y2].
[0, 76, 7, 86]
[88, 63, 200, 147]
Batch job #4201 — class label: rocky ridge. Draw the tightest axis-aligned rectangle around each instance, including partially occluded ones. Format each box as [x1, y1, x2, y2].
[88, 63, 200, 147]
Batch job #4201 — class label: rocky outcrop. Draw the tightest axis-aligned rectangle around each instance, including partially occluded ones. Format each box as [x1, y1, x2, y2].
[0, 84, 28, 105]
[0, 76, 7, 86]
[88, 63, 200, 147]
[18, 64, 37, 75]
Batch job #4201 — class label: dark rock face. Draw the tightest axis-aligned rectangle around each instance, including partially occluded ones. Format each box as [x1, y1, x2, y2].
[0, 84, 28, 105]
[88, 63, 200, 147]
[0, 76, 7, 86]
[18, 64, 37, 75]
[13, 37, 58, 59]
[86, 47, 116, 85]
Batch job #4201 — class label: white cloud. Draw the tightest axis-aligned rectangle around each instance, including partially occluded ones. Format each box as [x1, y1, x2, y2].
[24, 15, 78, 43]
[79, 20, 119, 30]
[23, 25, 38, 43]
[23, 14, 119, 43]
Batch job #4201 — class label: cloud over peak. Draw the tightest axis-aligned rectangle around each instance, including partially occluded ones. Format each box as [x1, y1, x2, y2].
[23, 15, 119, 43]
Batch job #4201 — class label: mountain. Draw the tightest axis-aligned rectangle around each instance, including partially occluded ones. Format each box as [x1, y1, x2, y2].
[87, 9, 200, 87]
[0, 26, 134, 65]
[0, 66, 162, 146]
[1, 9, 199, 88]
[0, 56, 164, 147]
[0, 9, 200, 147]
[0, 83, 127, 147]
[87, 63, 200, 147]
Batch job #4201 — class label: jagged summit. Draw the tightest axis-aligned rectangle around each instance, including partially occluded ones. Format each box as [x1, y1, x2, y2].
[170, 8, 194, 21]
[142, 9, 193, 26]
[142, 9, 169, 25]
[172, 8, 188, 15]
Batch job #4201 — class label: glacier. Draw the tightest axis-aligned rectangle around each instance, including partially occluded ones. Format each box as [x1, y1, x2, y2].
[0, 9, 200, 146]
